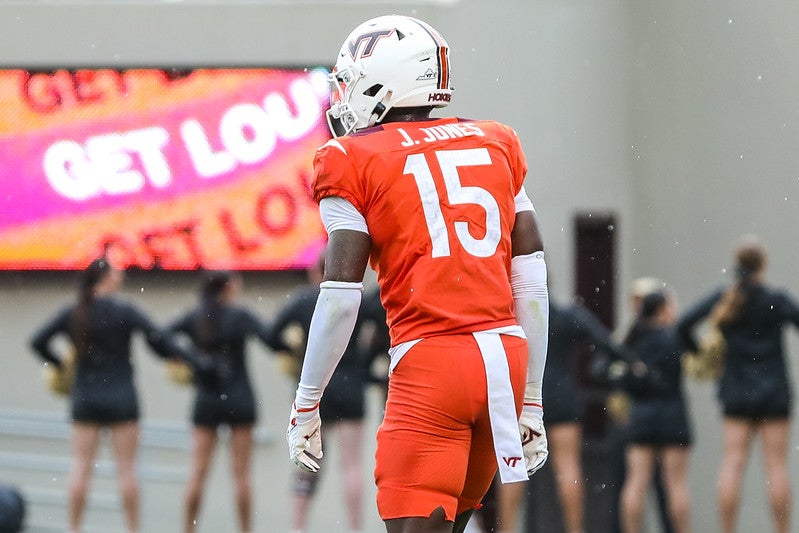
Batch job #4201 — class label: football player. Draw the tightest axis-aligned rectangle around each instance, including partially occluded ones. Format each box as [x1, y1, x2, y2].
[286, 15, 549, 533]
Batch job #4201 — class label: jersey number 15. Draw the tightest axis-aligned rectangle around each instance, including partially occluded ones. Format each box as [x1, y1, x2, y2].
[404, 148, 501, 259]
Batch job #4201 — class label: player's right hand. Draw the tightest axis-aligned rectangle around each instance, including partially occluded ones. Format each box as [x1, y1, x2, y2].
[286, 401, 323, 473]
[518, 403, 548, 475]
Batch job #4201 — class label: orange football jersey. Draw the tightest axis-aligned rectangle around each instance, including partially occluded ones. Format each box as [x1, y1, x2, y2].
[313, 117, 528, 346]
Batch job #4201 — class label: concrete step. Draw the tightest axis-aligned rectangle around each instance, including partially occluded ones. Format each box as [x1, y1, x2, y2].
[0, 450, 186, 484]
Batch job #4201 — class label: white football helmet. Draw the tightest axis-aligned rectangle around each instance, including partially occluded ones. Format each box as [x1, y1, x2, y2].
[326, 15, 454, 137]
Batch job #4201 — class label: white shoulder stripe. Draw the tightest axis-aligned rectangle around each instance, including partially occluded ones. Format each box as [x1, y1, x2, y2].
[321, 139, 347, 155]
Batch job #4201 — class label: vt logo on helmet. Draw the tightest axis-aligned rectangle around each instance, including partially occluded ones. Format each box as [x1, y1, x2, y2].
[326, 15, 454, 137]
[347, 29, 395, 60]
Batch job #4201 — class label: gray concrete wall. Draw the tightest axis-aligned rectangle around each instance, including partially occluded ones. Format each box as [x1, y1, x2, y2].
[628, 2, 799, 530]
[0, 0, 798, 531]
[629, 0, 799, 296]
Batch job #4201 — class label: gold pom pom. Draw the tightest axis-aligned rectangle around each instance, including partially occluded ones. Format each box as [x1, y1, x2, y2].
[606, 391, 632, 425]
[275, 352, 302, 380]
[683, 328, 725, 381]
[43, 347, 76, 397]
[165, 359, 194, 386]
[282, 324, 306, 351]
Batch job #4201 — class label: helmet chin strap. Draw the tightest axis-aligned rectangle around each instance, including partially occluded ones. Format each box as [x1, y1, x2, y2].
[370, 90, 393, 126]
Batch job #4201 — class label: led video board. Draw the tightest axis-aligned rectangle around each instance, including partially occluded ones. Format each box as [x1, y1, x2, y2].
[0, 67, 330, 270]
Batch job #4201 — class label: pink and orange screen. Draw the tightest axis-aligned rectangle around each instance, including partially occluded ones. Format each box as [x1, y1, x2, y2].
[0, 68, 331, 270]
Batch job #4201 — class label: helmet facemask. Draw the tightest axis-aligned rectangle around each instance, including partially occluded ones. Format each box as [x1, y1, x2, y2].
[326, 64, 394, 137]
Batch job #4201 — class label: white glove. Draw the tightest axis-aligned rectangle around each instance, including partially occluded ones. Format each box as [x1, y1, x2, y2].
[518, 403, 548, 475]
[286, 401, 323, 473]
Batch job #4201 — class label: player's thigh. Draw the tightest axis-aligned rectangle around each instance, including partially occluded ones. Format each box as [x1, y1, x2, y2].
[458, 422, 496, 515]
[375, 335, 482, 521]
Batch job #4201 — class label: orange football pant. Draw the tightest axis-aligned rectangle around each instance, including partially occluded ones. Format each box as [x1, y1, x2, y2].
[374, 333, 528, 521]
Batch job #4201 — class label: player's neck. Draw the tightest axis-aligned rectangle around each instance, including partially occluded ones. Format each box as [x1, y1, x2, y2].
[380, 106, 435, 125]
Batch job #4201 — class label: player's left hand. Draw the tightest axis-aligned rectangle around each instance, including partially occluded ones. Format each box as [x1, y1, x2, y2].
[518, 404, 548, 475]
[286, 401, 323, 473]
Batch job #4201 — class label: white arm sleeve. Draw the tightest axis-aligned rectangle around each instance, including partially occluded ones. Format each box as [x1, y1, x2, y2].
[514, 187, 535, 213]
[511, 251, 549, 404]
[319, 196, 369, 235]
[294, 280, 363, 408]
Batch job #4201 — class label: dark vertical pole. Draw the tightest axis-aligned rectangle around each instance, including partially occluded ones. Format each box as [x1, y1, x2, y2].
[526, 211, 618, 533]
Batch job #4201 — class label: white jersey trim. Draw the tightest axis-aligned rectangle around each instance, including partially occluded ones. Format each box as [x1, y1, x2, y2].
[321, 139, 347, 155]
[319, 196, 369, 235]
[515, 186, 535, 213]
[473, 330, 529, 483]
[387, 325, 525, 374]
